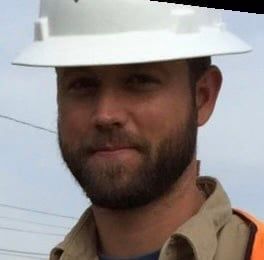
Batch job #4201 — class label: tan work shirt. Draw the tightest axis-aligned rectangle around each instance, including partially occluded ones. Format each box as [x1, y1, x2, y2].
[50, 177, 250, 260]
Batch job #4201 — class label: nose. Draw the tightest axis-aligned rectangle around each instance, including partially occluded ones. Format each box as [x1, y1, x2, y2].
[91, 90, 128, 130]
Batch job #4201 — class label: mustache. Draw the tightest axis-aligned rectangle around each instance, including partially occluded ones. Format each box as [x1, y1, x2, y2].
[80, 129, 149, 154]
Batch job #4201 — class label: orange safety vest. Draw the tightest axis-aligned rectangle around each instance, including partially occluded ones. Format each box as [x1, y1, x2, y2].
[233, 209, 264, 260]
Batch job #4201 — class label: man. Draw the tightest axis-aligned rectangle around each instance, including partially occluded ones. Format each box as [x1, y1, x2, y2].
[13, 1, 264, 259]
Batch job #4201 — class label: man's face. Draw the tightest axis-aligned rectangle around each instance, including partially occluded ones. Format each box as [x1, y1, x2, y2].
[57, 60, 198, 209]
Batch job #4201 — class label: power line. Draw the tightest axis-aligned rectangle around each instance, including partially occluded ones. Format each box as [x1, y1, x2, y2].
[0, 216, 70, 230]
[0, 252, 46, 260]
[0, 225, 65, 237]
[0, 203, 77, 220]
[0, 113, 56, 134]
[0, 248, 48, 257]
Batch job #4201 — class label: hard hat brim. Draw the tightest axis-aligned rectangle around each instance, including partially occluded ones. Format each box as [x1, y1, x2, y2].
[13, 30, 251, 67]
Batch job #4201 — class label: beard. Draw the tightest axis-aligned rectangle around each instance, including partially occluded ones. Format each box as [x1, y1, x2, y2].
[58, 107, 197, 210]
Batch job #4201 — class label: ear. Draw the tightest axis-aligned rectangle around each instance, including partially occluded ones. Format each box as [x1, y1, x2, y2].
[195, 65, 222, 127]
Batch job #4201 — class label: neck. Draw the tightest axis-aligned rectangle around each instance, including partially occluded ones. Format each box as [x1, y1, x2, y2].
[92, 158, 205, 258]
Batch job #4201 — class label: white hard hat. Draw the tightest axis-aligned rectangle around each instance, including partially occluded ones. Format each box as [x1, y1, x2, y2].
[13, 0, 251, 67]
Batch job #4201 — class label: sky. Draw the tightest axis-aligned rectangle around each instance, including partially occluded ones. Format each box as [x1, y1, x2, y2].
[0, 1, 264, 259]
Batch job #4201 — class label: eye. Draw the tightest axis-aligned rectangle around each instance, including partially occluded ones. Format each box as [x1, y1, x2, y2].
[67, 77, 100, 91]
[126, 74, 161, 87]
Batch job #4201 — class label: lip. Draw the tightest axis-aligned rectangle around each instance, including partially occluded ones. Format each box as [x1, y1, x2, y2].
[95, 148, 130, 153]
[91, 147, 136, 158]
[92, 146, 133, 152]
[94, 148, 132, 153]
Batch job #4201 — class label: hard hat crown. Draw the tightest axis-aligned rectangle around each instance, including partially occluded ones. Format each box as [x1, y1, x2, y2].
[13, 0, 251, 67]
[36, 0, 223, 39]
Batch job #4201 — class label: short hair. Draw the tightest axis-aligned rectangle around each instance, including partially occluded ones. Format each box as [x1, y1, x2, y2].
[186, 57, 212, 105]
[188, 57, 212, 84]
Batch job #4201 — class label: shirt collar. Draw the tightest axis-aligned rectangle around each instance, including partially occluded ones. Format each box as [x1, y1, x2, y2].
[50, 176, 232, 260]
[159, 176, 232, 260]
[50, 208, 98, 260]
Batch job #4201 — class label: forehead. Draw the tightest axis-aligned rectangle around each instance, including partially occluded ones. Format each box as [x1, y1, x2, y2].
[56, 60, 188, 78]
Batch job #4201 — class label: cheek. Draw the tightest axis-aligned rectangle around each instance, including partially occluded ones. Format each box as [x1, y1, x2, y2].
[133, 93, 189, 144]
[58, 101, 91, 143]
